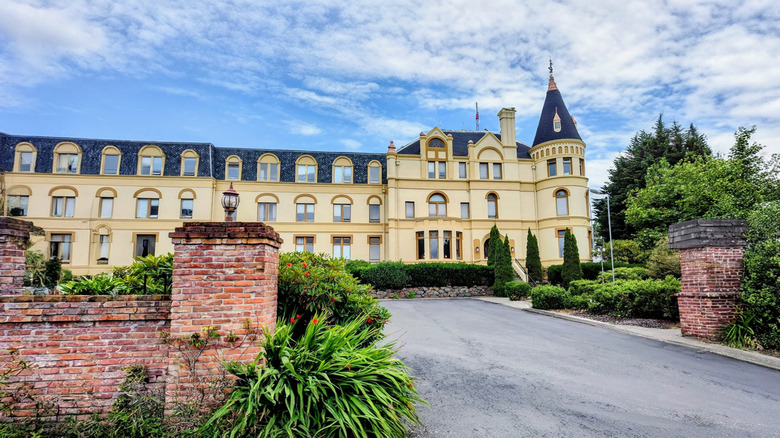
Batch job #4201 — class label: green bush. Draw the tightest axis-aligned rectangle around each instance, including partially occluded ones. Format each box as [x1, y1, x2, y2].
[506, 281, 532, 301]
[404, 263, 449, 287]
[645, 236, 681, 279]
[549, 262, 640, 284]
[201, 316, 424, 438]
[24, 250, 46, 287]
[439, 263, 493, 287]
[344, 259, 371, 278]
[356, 261, 409, 289]
[60, 254, 173, 295]
[568, 279, 601, 296]
[547, 264, 563, 285]
[584, 278, 680, 319]
[530, 285, 569, 310]
[604, 239, 648, 264]
[44, 257, 62, 289]
[596, 267, 649, 283]
[278, 252, 390, 338]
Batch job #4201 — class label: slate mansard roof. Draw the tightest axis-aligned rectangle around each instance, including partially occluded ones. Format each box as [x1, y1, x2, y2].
[0, 134, 388, 184]
[396, 130, 533, 158]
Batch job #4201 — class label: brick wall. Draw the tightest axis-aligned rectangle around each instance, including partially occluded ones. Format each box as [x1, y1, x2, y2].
[0, 295, 171, 419]
[669, 219, 747, 341]
[0, 217, 32, 295]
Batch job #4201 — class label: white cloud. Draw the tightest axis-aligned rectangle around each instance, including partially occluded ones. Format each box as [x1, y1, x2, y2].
[286, 121, 322, 136]
[340, 139, 362, 150]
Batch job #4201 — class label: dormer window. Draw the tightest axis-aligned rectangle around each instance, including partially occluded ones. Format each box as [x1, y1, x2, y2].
[553, 107, 562, 133]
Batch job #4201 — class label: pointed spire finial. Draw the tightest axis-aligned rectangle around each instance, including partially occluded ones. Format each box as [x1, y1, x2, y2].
[549, 59, 553, 76]
[547, 59, 558, 92]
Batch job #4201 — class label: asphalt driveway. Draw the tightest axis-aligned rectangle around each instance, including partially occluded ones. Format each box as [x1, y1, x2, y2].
[382, 299, 780, 438]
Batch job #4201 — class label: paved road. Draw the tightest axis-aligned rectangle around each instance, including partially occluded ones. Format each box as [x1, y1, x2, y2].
[382, 299, 780, 438]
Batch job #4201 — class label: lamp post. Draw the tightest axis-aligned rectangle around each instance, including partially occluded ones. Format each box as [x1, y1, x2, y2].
[221, 183, 239, 221]
[590, 188, 615, 284]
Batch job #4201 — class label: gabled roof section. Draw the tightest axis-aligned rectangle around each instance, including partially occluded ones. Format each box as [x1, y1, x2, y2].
[396, 130, 531, 159]
[532, 74, 582, 147]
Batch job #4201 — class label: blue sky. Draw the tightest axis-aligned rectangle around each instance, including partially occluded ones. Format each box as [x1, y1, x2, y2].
[1, 0, 779, 188]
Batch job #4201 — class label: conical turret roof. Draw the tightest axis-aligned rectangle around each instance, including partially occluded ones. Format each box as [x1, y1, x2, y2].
[532, 72, 581, 146]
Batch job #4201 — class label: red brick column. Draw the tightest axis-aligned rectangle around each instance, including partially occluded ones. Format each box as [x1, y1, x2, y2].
[0, 217, 33, 295]
[669, 219, 747, 341]
[166, 222, 282, 410]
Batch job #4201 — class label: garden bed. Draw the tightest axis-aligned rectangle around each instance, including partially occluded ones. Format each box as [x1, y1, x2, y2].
[552, 309, 678, 329]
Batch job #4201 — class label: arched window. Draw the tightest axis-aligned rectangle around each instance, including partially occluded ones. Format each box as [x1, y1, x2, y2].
[487, 193, 498, 219]
[225, 155, 242, 180]
[428, 193, 447, 217]
[555, 189, 569, 216]
[101, 146, 121, 175]
[14, 142, 37, 173]
[134, 188, 162, 219]
[332, 195, 353, 223]
[137, 145, 165, 176]
[296, 155, 317, 183]
[53, 142, 82, 174]
[367, 160, 382, 184]
[257, 153, 280, 181]
[96, 187, 117, 219]
[181, 150, 199, 177]
[179, 189, 196, 219]
[49, 186, 78, 218]
[7, 186, 31, 217]
[332, 157, 353, 183]
[367, 195, 382, 223]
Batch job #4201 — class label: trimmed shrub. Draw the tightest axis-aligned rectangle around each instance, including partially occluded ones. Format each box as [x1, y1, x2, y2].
[568, 279, 601, 296]
[525, 229, 543, 283]
[530, 285, 568, 310]
[201, 316, 424, 438]
[356, 261, 409, 289]
[596, 267, 649, 282]
[506, 281, 532, 301]
[547, 264, 563, 285]
[344, 259, 371, 278]
[549, 262, 640, 284]
[585, 277, 680, 319]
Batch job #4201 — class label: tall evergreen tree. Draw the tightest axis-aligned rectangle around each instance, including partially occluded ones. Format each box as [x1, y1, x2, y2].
[487, 225, 500, 266]
[593, 115, 711, 244]
[493, 234, 514, 296]
[561, 229, 582, 288]
[525, 229, 543, 283]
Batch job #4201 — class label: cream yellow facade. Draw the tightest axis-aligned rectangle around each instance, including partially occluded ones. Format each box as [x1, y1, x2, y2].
[1, 75, 591, 276]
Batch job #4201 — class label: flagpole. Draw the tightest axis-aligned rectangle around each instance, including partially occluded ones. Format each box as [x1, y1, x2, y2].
[475, 102, 479, 130]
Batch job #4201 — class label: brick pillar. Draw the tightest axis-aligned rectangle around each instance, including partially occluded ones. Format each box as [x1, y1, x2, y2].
[166, 222, 282, 410]
[669, 219, 747, 341]
[0, 217, 33, 295]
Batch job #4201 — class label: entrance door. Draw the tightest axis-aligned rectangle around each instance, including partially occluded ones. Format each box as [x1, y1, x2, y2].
[135, 234, 156, 257]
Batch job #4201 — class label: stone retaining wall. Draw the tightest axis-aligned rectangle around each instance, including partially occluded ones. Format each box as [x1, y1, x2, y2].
[370, 285, 492, 299]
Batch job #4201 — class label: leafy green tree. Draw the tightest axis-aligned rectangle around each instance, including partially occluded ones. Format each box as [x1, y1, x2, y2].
[625, 127, 779, 240]
[493, 234, 514, 296]
[525, 229, 543, 283]
[487, 225, 500, 266]
[593, 115, 711, 242]
[561, 229, 582, 287]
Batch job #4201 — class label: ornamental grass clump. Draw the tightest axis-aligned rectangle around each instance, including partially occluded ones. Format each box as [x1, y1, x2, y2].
[201, 315, 425, 438]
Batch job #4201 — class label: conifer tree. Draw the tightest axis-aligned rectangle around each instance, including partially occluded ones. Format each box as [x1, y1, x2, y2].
[525, 229, 543, 283]
[487, 225, 500, 266]
[561, 229, 582, 288]
[493, 234, 514, 296]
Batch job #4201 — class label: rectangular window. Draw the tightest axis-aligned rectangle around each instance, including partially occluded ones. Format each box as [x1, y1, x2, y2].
[180, 199, 193, 219]
[334, 166, 352, 183]
[369, 166, 381, 184]
[227, 163, 240, 180]
[493, 163, 502, 180]
[333, 204, 351, 222]
[295, 236, 314, 252]
[405, 201, 415, 219]
[487, 197, 497, 219]
[297, 164, 315, 182]
[183, 157, 197, 176]
[460, 202, 470, 219]
[8, 195, 28, 216]
[50, 234, 72, 262]
[296, 203, 314, 222]
[558, 229, 567, 258]
[438, 161, 446, 179]
[136, 198, 159, 218]
[369, 204, 380, 223]
[456, 232, 463, 260]
[259, 162, 278, 181]
[547, 159, 557, 177]
[563, 157, 572, 175]
[579, 158, 585, 176]
[332, 236, 352, 260]
[416, 232, 425, 260]
[459, 162, 467, 179]
[19, 152, 33, 172]
[141, 156, 163, 175]
[479, 163, 488, 179]
[258, 202, 277, 221]
[99, 197, 113, 218]
[428, 161, 436, 179]
[443, 231, 452, 259]
[52, 197, 75, 217]
[98, 234, 110, 264]
[369, 236, 381, 263]
[56, 154, 79, 174]
[135, 234, 156, 257]
[103, 155, 119, 175]
[429, 231, 439, 259]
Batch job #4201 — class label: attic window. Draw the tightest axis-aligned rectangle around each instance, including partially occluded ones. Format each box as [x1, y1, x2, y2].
[553, 107, 562, 133]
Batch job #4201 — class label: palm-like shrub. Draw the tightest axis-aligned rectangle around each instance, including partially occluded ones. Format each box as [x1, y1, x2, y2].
[60, 253, 173, 295]
[201, 316, 424, 438]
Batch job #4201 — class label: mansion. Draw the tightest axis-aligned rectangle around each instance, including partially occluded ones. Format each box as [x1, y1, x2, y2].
[0, 74, 591, 276]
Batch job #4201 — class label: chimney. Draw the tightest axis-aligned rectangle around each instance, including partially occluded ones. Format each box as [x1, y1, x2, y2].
[498, 107, 516, 147]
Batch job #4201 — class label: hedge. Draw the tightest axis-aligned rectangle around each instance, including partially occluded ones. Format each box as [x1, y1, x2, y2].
[506, 281, 532, 301]
[348, 261, 494, 289]
[547, 262, 643, 285]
